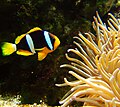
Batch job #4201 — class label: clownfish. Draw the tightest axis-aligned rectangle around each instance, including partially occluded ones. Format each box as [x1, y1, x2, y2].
[1, 27, 60, 61]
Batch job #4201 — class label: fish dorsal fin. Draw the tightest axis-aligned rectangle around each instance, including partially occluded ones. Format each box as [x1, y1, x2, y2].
[26, 34, 36, 53]
[27, 27, 42, 34]
[44, 31, 53, 50]
[15, 27, 42, 44]
[15, 34, 26, 44]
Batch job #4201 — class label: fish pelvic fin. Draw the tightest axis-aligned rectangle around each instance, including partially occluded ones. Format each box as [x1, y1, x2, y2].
[38, 51, 48, 61]
[1, 42, 17, 56]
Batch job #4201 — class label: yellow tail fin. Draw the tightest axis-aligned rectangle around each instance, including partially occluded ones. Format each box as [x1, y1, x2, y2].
[1, 42, 17, 56]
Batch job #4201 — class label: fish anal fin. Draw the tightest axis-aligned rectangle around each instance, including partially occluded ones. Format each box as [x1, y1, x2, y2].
[38, 51, 47, 61]
[16, 49, 33, 56]
[27, 27, 42, 34]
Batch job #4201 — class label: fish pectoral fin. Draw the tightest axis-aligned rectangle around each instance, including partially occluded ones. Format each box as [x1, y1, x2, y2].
[38, 52, 47, 61]
[35, 47, 45, 51]
[16, 49, 34, 56]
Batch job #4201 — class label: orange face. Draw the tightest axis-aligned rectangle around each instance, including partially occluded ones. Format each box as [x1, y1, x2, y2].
[49, 33, 60, 51]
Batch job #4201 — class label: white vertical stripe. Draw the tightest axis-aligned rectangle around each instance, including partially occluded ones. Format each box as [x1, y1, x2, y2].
[12, 44, 17, 51]
[26, 34, 36, 53]
[44, 31, 53, 50]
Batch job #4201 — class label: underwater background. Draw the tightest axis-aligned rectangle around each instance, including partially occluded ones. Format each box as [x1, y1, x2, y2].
[0, 0, 119, 106]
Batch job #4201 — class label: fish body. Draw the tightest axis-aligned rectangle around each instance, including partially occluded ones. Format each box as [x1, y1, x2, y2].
[1, 27, 60, 61]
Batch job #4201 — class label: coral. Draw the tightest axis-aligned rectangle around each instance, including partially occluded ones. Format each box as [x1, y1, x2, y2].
[56, 12, 120, 107]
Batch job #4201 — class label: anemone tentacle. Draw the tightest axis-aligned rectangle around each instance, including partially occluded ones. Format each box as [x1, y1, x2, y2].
[56, 12, 120, 107]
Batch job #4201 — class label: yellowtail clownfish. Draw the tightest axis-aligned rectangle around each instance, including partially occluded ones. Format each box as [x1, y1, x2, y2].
[1, 27, 60, 61]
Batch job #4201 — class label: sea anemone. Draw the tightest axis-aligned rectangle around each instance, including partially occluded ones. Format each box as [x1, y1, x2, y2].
[56, 11, 120, 107]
